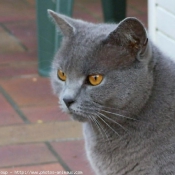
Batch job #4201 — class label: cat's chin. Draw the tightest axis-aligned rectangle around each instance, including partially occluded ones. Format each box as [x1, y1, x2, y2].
[70, 114, 88, 122]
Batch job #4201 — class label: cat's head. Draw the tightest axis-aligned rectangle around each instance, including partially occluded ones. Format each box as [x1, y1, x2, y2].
[48, 10, 154, 123]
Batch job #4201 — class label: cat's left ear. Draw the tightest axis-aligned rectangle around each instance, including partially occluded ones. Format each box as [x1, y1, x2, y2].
[48, 10, 76, 37]
[105, 17, 151, 61]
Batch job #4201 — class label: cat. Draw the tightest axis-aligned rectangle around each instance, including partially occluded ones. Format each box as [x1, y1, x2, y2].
[48, 10, 175, 175]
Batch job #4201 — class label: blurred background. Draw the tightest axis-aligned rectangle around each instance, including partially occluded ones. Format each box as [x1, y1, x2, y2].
[0, 0, 174, 174]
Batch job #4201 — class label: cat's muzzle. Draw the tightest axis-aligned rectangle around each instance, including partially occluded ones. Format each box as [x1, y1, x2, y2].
[63, 97, 75, 108]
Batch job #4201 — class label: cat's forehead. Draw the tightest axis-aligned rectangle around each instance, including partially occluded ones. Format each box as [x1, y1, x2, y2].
[58, 39, 103, 75]
[55, 23, 131, 75]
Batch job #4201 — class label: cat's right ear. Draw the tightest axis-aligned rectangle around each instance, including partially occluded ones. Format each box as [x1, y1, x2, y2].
[48, 10, 76, 37]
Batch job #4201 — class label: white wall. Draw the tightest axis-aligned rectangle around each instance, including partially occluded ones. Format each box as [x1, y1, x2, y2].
[148, 0, 175, 61]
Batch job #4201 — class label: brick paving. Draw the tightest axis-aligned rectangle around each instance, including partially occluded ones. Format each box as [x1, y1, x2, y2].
[0, 0, 147, 174]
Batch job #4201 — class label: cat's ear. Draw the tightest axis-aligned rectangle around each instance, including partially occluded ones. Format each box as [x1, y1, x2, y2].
[48, 10, 75, 37]
[104, 17, 150, 61]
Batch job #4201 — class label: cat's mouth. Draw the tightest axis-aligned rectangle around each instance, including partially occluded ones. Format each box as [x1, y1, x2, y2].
[70, 113, 88, 122]
[66, 109, 88, 122]
[60, 101, 91, 122]
[64, 107, 89, 122]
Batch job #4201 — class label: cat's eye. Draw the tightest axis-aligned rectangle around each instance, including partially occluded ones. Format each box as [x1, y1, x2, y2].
[57, 70, 66, 81]
[88, 74, 103, 86]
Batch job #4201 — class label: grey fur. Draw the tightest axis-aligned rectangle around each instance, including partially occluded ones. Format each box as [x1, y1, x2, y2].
[49, 10, 175, 175]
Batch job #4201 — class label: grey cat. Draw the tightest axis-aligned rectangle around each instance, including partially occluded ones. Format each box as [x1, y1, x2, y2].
[48, 10, 175, 175]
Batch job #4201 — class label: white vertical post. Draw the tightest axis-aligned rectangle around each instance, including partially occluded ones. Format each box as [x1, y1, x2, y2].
[148, 0, 157, 43]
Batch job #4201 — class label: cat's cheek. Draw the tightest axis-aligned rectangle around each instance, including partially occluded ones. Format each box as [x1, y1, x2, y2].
[88, 87, 114, 105]
[51, 78, 64, 96]
[58, 92, 69, 113]
[59, 99, 70, 114]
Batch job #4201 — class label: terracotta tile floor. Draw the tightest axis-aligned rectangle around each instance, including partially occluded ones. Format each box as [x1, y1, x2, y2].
[0, 0, 147, 174]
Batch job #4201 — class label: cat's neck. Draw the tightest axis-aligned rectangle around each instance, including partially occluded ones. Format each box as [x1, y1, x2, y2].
[142, 53, 175, 118]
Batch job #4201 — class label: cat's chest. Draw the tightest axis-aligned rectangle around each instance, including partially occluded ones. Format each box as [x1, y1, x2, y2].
[83, 123, 152, 175]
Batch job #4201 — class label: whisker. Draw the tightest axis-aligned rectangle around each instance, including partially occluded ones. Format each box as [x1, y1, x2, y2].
[88, 115, 96, 133]
[98, 112, 128, 132]
[96, 114, 121, 137]
[101, 109, 137, 121]
[90, 115, 107, 142]
[93, 115, 110, 140]
[81, 104, 136, 122]
[76, 106, 113, 146]
[93, 114, 113, 150]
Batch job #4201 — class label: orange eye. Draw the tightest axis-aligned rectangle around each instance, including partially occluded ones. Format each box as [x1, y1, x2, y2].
[57, 70, 66, 81]
[88, 75, 103, 86]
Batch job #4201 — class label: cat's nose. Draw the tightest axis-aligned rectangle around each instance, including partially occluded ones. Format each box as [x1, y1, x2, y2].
[63, 98, 75, 108]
